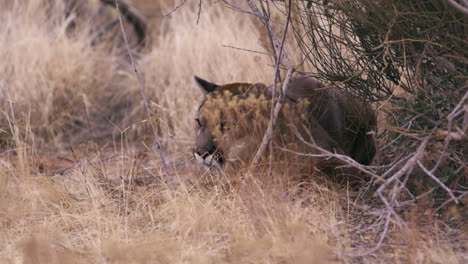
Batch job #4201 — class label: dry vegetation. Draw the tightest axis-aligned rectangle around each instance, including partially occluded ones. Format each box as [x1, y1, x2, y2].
[0, 0, 466, 263]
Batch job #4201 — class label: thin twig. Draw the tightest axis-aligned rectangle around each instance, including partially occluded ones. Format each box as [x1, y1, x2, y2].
[247, 0, 292, 66]
[197, 0, 203, 24]
[377, 136, 431, 193]
[165, 0, 189, 17]
[221, 45, 275, 57]
[417, 160, 459, 203]
[280, 126, 386, 183]
[100, 0, 147, 45]
[343, 212, 392, 257]
[431, 90, 468, 174]
[114, 1, 171, 179]
[221, 0, 257, 16]
[435, 192, 467, 213]
[267, 0, 292, 175]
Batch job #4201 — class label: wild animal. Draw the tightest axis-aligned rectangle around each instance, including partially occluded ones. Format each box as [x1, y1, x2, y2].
[193, 75, 377, 176]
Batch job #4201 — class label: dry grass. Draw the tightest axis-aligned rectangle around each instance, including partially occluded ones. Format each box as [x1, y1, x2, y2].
[0, 1, 133, 149]
[0, 1, 466, 263]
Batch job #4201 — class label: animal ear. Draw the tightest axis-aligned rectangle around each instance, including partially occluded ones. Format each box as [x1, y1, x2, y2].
[193, 75, 219, 94]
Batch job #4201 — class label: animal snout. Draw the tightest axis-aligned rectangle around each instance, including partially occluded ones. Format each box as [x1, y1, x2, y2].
[193, 147, 214, 165]
[193, 147, 223, 168]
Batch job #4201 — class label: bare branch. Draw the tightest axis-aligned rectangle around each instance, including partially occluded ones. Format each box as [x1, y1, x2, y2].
[252, 67, 294, 166]
[279, 125, 386, 183]
[435, 192, 468, 212]
[417, 160, 459, 203]
[247, 0, 294, 168]
[377, 136, 431, 193]
[431, 90, 468, 174]
[247, 0, 292, 67]
[221, 0, 256, 15]
[165, 0, 189, 17]
[446, 0, 468, 15]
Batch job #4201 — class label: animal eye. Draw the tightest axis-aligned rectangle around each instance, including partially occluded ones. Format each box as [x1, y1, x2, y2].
[220, 121, 228, 131]
[195, 118, 202, 127]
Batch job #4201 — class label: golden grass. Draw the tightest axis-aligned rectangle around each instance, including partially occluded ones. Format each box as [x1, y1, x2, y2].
[0, 1, 126, 147]
[0, 1, 466, 263]
[0, 157, 345, 263]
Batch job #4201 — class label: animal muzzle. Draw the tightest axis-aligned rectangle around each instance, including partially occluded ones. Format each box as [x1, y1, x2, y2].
[193, 147, 224, 168]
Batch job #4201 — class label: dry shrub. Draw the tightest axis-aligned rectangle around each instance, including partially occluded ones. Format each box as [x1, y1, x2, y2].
[293, 0, 467, 210]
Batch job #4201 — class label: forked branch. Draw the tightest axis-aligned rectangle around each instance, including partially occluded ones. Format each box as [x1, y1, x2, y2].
[252, 67, 294, 165]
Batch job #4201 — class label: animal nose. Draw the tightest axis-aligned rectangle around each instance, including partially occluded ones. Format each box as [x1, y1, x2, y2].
[193, 147, 213, 158]
[193, 147, 218, 167]
[194, 149, 210, 158]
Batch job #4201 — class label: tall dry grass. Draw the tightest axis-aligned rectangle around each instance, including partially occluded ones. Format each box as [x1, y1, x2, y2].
[0, 1, 466, 263]
[0, 0, 277, 151]
[0, 1, 129, 150]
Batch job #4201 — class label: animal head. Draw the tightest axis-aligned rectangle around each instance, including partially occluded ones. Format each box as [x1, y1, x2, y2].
[192, 76, 272, 168]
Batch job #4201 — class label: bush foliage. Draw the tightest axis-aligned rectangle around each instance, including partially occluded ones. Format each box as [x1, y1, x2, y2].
[293, 0, 466, 202]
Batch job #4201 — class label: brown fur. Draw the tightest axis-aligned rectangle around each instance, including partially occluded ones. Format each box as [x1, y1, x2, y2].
[193, 76, 377, 175]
